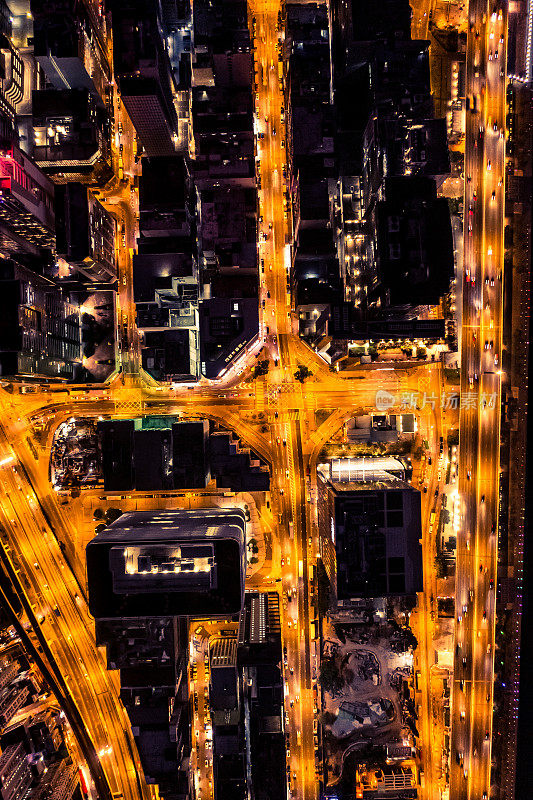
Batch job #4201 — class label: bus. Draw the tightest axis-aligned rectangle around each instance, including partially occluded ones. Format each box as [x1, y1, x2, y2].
[78, 768, 89, 799]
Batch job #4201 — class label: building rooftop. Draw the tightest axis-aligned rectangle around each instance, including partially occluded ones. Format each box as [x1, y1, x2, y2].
[86, 508, 246, 619]
[319, 474, 423, 597]
[211, 637, 238, 668]
[199, 297, 259, 378]
[322, 457, 407, 483]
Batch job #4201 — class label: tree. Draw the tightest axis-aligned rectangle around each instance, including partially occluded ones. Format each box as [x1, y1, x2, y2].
[249, 556, 259, 565]
[317, 561, 332, 617]
[251, 360, 269, 379]
[435, 551, 447, 579]
[438, 597, 455, 617]
[448, 428, 459, 446]
[402, 628, 418, 651]
[343, 667, 355, 685]
[447, 197, 462, 217]
[294, 364, 312, 383]
[105, 507, 123, 524]
[334, 625, 346, 644]
[83, 343, 96, 358]
[319, 657, 343, 694]
[93, 508, 104, 520]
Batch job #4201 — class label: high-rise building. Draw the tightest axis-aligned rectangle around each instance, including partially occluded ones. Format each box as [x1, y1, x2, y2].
[317, 461, 423, 600]
[0, 661, 19, 692]
[0, 3, 56, 266]
[96, 617, 190, 800]
[0, 258, 81, 379]
[97, 418, 211, 491]
[368, 176, 454, 309]
[28, 759, 79, 800]
[0, 1, 31, 152]
[209, 431, 270, 492]
[32, 88, 113, 185]
[209, 636, 247, 800]
[172, 420, 210, 489]
[1, 708, 64, 759]
[287, 4, 340, 312]
[362, 113, 450, 210]
[86, 508, 246, 619]
[87, 510, 247, 798]
[133, 156, 196, 302]
[133, 155, 199, 379]
[0, 144, 55, 262]
[0, 741, 32, 800]
[133, 427, 173, 491]
[30, 0, 111, 103]
[97, 419, 135, 492]
[54, 183, 117, 283]
[206, 593, 286, 800]
[237, 592, 287, 800]
[198, 297, 259, 379]
[110, 0, 180, 155]
[191, 0, 259, 319]
[0, 685, 29, 729]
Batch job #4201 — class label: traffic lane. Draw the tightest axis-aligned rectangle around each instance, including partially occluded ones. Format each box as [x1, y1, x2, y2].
[20, 518, 133, 786]
[467, 603, 495, 781]
[453, 403, 482, 790]
[450, 12, 504, 792]
[0, 430, 147, 800]
[293, 420, 312, 691]
[271, 396, 313, 792]
[0, 475, 136, 799]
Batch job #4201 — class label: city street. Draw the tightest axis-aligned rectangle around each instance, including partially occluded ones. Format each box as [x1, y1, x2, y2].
[0, 0, 508, 798]
[450, 1, 507, 798]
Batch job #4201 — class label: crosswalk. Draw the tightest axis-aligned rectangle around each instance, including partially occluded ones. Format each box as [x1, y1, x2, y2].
[114, 399, 144, 415]
[255, 382, 266, 413]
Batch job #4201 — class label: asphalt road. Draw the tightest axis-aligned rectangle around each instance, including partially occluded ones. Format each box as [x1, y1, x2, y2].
[450, 2, 507, 798]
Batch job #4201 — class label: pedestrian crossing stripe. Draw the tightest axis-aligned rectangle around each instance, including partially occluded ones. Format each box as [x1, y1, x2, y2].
[114, 400, 144, 414]
[255, 384, 266, 412]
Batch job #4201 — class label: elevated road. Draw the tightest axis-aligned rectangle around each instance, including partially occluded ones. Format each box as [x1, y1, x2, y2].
[450, 1, 507, 798]
[0, 3, 464, 800]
